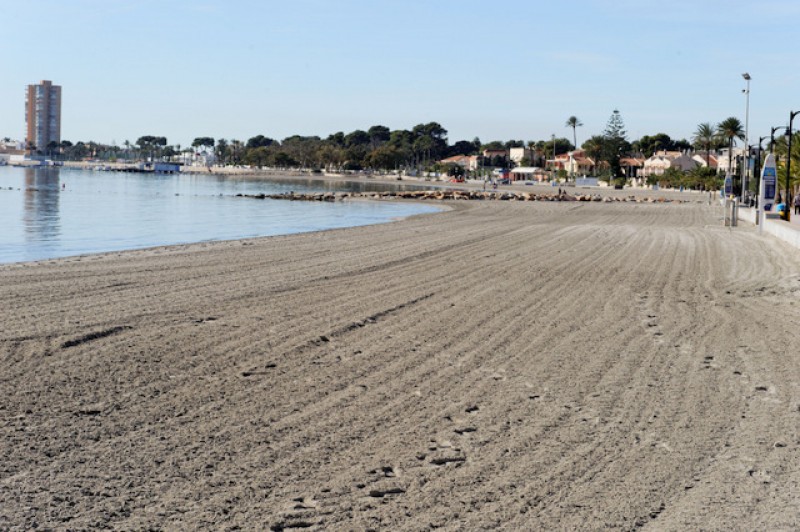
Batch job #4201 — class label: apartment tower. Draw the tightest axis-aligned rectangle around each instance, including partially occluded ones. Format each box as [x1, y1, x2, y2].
[25, 80, 61, 151]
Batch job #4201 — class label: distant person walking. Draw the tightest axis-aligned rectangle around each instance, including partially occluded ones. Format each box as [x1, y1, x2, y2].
[794, 194, 800, 215]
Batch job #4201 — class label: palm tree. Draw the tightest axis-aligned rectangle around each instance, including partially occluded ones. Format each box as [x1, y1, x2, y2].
[716, 117, 744, 177]
[582, 135, 604, 175]
[565, 116, 583, 151]
[693, 122, 715, 167]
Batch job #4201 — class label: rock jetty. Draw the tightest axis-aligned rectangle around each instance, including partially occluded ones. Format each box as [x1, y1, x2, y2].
[235, 190, 690, 203]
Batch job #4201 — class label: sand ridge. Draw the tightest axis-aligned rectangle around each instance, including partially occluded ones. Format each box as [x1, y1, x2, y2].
[2, 200, 800, 529]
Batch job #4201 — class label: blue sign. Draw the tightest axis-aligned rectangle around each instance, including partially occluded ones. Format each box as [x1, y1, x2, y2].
[724, 175, 733, 195]
[761, 154, 777, 204]
[764, 174, 776, 200]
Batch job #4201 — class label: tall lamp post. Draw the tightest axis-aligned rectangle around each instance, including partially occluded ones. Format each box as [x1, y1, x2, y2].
[783, 111, 800, 221]
[742, 73, 751, 200]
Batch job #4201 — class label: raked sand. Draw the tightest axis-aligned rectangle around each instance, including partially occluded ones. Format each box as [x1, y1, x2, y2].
[2, 198, 800, 529]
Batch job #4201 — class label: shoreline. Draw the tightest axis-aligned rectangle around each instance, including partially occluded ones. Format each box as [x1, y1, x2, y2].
[0, 164, 446, 266]
[3, 200, 800, 529]
[61, 160, 711, 201]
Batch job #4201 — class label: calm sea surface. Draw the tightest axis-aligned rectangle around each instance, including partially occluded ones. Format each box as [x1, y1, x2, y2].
[0, 166, 440, 264]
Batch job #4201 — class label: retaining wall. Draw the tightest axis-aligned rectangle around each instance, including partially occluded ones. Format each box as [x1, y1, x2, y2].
[737, 206, 800, 249]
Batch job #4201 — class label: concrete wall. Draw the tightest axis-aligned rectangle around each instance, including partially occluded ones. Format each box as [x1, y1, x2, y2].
[737, 207, 800, 249]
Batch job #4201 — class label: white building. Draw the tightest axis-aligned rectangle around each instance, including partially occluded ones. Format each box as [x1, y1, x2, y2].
[509, 147, 533, 164]
[717, 147, 746, 174]
[640, 150, 702, 178]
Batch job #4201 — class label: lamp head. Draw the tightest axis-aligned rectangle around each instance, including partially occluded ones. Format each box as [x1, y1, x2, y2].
[742, 72, 751, 80]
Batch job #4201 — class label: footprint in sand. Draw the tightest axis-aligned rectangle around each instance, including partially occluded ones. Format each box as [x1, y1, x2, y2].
[701, 355, 716, 370]
[270, 496, 321, 531]
[425, 439, 468, 467]
[356, 465, 407, 499]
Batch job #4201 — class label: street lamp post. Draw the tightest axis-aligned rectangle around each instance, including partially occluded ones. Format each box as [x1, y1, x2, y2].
[770, 126, 786, 153]
[783, 111, 800, 221]
[742, 73, 751, 200]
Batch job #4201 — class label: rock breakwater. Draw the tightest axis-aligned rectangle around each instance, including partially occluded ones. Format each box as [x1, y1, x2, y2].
[235, 190, 695, 203]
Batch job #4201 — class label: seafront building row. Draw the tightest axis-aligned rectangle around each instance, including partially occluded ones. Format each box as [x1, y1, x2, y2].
[440, 146, 748, 184]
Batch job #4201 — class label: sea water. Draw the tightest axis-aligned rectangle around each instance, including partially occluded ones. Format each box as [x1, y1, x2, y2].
[0, 166, 440, 264]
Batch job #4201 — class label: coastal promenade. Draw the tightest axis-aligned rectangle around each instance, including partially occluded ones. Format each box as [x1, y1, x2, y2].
[3, 198, 800, 529]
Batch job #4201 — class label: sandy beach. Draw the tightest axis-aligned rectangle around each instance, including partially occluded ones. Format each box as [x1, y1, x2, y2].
[3, 198, 800, 529]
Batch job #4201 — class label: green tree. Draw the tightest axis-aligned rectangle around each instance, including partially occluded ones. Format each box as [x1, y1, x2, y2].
[281, 135, 321, 168]
[367, 125, 391, 149]
[216, 138, 229, 165]
[60, 140, 73, 159]
[635, 133, 672, 156]
[602, 109, 630, 177]
[387, 129, 415, 167]
[136, 135, 167, 160]
[444, 163, 465, 177]
[687, 165, 721, 190]
[717, 116, 744, 194]
[656, 167, 684, 188]
[535, 138, 572, 159]
[244, 146, 271, 168]
[192, 137, 215, 153]
[692, 122, 716, 168]
[412, 122, 448, 166]
[317, 144, 345, 172]
[581, 136, 603, 162]
[46, 140, 59, 159]
[228, 139, 243, 165]
[326, 131, 346, 147]
[482, 140, 505, 151]
[344, 145, 368, 169]
[162, 145, 177, 159]
[716, 117, 744, 186]
[366, 145, 404, 170]
[273, 151, 297, 168]
[448, 140, 479, 157]
[344, 130, 370, 147]
[565, 116, 583, 152]
[246, 135, 275, 149]
[773, 132, 800, 195]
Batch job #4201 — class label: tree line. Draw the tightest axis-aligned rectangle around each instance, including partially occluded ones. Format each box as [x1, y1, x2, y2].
[37, 111, 800, 191]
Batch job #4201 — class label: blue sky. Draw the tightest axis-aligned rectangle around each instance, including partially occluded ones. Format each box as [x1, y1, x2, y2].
[2, 0, 799, 149]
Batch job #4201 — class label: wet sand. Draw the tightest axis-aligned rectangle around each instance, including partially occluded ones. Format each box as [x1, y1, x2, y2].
[2, 199, 800, 529]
